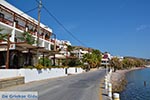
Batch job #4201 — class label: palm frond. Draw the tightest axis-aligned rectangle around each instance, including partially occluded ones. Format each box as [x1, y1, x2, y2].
[20, 31, 35, 45]
[0, 34, 9, 41]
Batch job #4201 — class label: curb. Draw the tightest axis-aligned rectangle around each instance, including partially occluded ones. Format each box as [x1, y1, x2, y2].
[99, 78, 104, 100]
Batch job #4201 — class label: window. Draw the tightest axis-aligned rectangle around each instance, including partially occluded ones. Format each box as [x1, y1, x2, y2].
[0, 13, 4, 21]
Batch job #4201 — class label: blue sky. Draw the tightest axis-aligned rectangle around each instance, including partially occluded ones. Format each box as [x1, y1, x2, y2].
[6, 0, 150, 58]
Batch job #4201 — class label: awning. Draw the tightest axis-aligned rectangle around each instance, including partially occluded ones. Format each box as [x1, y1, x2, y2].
[1, 42, 60, 55]
[16, 43, 50, 54]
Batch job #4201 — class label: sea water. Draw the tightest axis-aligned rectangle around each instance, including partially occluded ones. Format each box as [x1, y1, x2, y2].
[120, 68, 150, 100]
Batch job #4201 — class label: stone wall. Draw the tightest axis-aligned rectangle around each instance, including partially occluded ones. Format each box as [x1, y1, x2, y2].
[0, 76, 24, 89]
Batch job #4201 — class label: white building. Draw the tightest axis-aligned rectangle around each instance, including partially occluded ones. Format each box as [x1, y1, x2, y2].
[112, 56, 124, 61]
[50, 40, 72, 66]
[0, 0, 55, 68]
[101, 52, 112, 66]
[71, 49, 89, 59]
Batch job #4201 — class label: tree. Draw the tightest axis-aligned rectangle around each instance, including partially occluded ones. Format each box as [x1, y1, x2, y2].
[82, 49, 102, 69]
[110, 57, 122, 71]
[67, 45, 74, 52]
[0, 28, 11, 69]
[17, 31, 35, 45]
[82, 53, 93, 70]
[134, 59, 145, 67]
[68, 58, 81, 67]
[83, 53, 92, 65]
[0, 34, 8, 41]
[38, 57, 51, 67]
[122, 58, 135, 69]
[92, 49, 102, 68]
[67, 45, 75, 57]
[17, 31, 36, 67]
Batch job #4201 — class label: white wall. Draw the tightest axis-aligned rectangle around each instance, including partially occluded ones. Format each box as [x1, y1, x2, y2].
[67, 68, 83, 74]
[0, 68, 84, 83]
[0, 69, 19, 79]
[19, 68, 67, 83]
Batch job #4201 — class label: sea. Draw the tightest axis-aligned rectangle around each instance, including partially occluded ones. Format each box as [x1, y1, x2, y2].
[120, 68, 150, 100]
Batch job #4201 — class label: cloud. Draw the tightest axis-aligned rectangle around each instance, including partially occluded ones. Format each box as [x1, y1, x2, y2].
[136, 25, 150, 31]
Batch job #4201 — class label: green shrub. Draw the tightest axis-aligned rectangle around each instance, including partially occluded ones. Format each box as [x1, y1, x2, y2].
[68, 59, 82, 67]
[34, 64, 46, 70]
[38, 57, 51, 67]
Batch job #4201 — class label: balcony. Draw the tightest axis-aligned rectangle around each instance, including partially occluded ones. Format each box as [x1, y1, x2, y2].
[0, 17, 13, 26]
[0, 4, 52, 43]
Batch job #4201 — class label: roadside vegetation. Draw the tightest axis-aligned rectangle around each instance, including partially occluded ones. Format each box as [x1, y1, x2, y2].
[23, 49, 102, 70]
[82, 49, 102, 69]
[110, 57, 145, 72]
[18, 31, 35, 44]
[110, 57, 145, 93]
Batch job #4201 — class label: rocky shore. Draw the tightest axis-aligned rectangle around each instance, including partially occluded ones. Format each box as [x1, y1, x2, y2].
[110, 67, 144, 93]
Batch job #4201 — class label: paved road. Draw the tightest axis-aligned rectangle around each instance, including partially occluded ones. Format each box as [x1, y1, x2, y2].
[1, 69, 106, 100]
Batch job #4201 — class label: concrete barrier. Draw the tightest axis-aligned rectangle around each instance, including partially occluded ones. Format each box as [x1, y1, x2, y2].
[113, 93, 120, 100]
[105, 76, 108, 89]
[108, 83, 112, 98]
[107, 74, 110, 82]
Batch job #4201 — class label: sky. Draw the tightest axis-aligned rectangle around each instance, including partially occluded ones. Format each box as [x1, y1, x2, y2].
[6, 0, 150, 58]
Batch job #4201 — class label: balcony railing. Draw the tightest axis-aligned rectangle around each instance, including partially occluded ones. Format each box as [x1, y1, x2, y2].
[16, 24, 25, 31]
[0, 17, 13, 26]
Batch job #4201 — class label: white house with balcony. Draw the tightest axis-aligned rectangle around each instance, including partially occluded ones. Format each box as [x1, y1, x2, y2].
[71, 49, 89, 60]
[0, 0, 56, 69]
[50, 40, 72, 66]
[70, 46, 90, 60]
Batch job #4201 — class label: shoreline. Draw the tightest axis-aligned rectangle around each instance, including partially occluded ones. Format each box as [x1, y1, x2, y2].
[110, 67, 144, 93]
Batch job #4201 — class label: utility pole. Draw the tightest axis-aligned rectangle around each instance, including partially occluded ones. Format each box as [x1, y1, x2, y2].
[53, 33, 56, 66]
[36, 0, 42, 64]
[53, 34, 56, 51]
[37, 0, 42, 45]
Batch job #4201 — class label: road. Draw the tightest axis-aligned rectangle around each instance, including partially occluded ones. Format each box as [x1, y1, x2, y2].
[1, 69, 106, 100]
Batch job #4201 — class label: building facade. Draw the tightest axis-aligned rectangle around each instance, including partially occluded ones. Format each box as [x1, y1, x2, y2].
[0, 0, 56, 68]
[71, 47, 89, 60]
[50, 40, 72, 66]
[101, 52, 112, 67]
